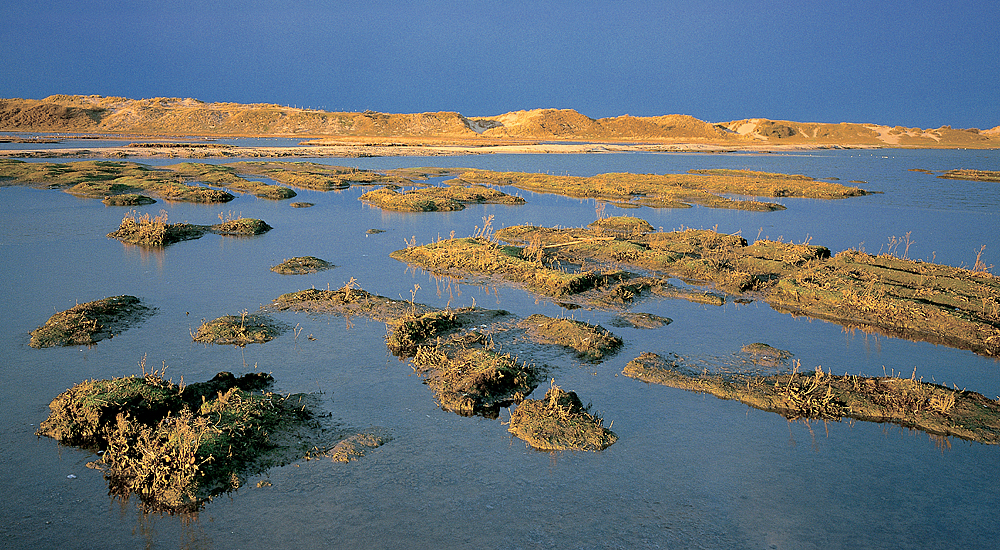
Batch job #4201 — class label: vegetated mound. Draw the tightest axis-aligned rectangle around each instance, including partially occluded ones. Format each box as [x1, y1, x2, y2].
[588, 216, 656, 236]
[451, 168, 870, 211]
[385, 307, 511, 357]
[508, 381, 618, 451]
[102, 193, 156, 206]
[395, 218, 1000, 356]
[36, 367, 364, 513]
[229, 161, 411, 190]
[271, 256, 336, 275]
[359, 184, 525, 212]
[517, 314, 622, 361]
[192, 312, 288, 346]
[623, 352, 1000, 445]
[107, 210, 271, 246]
[271, 281, 435, 322]
[390, 225, 723, 310]
[937, 169, 1000, 182]
[0, 159, 239, 203]
[30, 295, 154, 348]
[412, 340, 541, 418]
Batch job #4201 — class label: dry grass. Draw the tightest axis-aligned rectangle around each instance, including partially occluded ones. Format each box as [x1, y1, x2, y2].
[451, 168, 870, 211]
[359, 184, 524, 212]
[623, 352, 1000, 444]
[270, 256, 336, 275]
[413, 340, 540, 418]
[517, 314, 622, 361]
[508, 381, 618, 451]
[192, 311, 287, 346]
[36, 368, 328, 512]
[29, 295, 153, 348]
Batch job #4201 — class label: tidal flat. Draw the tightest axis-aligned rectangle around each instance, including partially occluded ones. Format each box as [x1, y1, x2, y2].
[2, 148, 999, 550]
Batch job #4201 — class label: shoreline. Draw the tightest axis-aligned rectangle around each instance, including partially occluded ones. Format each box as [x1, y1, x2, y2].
[0, 141, 897, 159]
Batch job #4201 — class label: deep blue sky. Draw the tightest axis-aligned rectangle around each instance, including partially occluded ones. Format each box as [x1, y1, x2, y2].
[3, 0, 998, 129]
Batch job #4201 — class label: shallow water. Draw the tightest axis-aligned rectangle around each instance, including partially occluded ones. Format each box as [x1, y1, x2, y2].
[1, 149, 998, 549]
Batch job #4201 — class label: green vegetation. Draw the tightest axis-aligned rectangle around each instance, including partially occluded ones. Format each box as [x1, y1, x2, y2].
[30, 295, 153, 348]
[359, 184, 525, 212]
[508, 382, 618, 451]
[192, 311, 287, 346]
[271, 256, 336, 275]
[449, 168, 871, 211]
[107, 210, 271, 246]
[36, 368, 338, 512]
[517, 314, 622, 361]
[623, 352, 1000, 444]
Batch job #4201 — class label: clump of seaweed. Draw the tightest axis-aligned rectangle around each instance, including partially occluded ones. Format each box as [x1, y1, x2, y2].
[29, 295, 154, 348]
[270, 256, 336, 275]
[36, 366, 337, 513]
[517, 314, 622, 361]
[507, 381, 618, 451]
[622, 352, 1000, 444]
[192, 311, 288, 346]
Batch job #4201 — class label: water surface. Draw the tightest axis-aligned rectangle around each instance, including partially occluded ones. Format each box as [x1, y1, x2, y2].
[1, 149, 997, 549]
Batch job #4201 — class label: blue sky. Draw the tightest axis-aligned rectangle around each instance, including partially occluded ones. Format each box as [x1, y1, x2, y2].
[3, 0, 998, 129]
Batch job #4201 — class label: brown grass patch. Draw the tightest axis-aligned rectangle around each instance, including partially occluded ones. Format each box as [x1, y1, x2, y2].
[508, 382, 618, 451]
[30, 295, 153, 348]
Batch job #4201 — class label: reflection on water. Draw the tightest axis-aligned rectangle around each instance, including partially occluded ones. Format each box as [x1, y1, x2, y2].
[1, 150, 998, 549]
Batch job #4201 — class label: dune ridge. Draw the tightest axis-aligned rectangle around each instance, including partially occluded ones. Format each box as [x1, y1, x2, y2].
[2, 95, 998, 149]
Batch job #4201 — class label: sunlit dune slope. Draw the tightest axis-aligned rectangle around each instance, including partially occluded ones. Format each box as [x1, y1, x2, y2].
[1, 95, 997, 148]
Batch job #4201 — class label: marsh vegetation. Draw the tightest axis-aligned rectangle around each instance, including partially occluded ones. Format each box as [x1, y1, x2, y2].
[623, 351, 1000, 444]
[107, 210, 272, 246]
[394, 216, 1000, 357]
[29, 295, 153, 348]
[36, 367, 343, 513]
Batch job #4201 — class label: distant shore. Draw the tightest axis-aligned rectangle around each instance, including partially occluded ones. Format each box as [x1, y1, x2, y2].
[0, 140, 885, 160]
